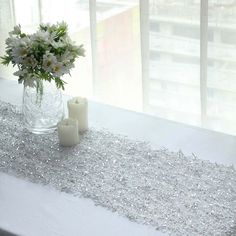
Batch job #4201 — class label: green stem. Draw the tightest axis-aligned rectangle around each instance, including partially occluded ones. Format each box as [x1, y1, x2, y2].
[36, 80, 44, 106]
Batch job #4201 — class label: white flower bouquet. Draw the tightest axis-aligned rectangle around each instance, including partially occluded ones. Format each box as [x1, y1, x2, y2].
[1, 22, 85, 90]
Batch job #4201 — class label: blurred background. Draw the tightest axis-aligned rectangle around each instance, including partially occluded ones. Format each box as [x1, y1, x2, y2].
[1, 0, 236, 136]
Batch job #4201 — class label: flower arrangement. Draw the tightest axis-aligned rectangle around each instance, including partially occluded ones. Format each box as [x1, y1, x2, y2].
[1, 22, 85, 90]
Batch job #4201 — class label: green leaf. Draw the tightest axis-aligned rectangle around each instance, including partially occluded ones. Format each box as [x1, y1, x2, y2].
[54, 77, 66, 90]
[0, 55, 11, 66]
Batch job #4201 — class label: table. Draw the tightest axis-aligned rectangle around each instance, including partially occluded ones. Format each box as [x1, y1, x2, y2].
[0, 78, 235, 236]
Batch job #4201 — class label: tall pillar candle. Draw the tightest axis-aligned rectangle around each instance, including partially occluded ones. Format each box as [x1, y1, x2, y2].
[67, 97, 88, 133]
[57, 118, 79, 146]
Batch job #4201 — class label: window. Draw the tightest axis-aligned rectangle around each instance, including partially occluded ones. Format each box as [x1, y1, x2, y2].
[1, 0, 236, 135]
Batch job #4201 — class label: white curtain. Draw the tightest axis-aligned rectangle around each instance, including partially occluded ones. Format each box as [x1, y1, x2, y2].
[1, 0, 236, 136]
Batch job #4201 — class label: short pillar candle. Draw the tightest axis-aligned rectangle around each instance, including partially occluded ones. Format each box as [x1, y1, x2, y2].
[67, 97, 88, 133]
[57, 118, 79, 146]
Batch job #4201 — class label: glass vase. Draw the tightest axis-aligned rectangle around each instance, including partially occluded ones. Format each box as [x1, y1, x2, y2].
[22, 80, 64, 134]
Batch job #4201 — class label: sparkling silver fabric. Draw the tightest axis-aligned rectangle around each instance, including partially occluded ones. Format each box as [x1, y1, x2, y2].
[0, 101, 236, 236]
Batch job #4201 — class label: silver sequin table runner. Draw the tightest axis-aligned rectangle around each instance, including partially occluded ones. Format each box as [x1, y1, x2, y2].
[0, 101, 235, 236]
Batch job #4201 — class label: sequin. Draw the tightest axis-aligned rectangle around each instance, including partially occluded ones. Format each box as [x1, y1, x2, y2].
[0, 101, 235, 236]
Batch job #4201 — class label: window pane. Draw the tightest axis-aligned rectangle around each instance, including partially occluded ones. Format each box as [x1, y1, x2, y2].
[14, 0, 40, 31]
[0, 0, 15, 78]
[207, 0, 236, 135]
[147, 0, 201, 126]
[41, 0, 93, 98]
[95, 0, 142, 111]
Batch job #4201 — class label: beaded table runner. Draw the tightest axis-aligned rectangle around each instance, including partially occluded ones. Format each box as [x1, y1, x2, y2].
[0, 101, 235, 236]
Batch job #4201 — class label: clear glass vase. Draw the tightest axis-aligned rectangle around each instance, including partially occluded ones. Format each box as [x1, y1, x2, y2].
[22, 80, 64, 134]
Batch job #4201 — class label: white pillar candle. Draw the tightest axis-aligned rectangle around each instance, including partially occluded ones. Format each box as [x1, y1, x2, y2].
[67, 97, 88, 133]
[57, 118, 79, 146]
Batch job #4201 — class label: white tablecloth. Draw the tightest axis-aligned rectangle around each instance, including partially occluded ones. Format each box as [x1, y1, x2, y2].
[0, 78, 235, 236]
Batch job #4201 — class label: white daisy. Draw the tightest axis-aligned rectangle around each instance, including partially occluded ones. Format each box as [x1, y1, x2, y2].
[23, 55, 38, 68]
[31, 31, 51, 43]
[42, 52, 57, 72]
[11, 46, 28, 64]
[52, 62, 65, 77]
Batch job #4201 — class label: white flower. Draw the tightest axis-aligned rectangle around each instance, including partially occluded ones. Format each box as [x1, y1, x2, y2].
[63, 63, 74, 74]
[60, 50, 74, 62]
[13, 69, 28, 77]
[6, 37, 18, 47]
[9, 36, 31, 65]
[2, 22, 85, 90]
[42, 51, 57, 72]
[31, 31, 51, 42]
[9, 25, 21, 36]
[11, 47, 28, 64]
[12, 47, 27, 57]
[20, 37, 31, 47]
[52, 62, 65, 77]
[51, 40, 65, 49]
[76, 45, 85, 57]
[62, 36, 73, 45]
[23, 55, 37, 68]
